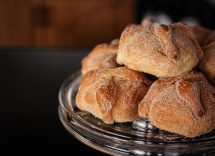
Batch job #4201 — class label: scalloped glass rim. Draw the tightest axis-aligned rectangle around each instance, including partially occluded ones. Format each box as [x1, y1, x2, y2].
[58, 71, 215, 155]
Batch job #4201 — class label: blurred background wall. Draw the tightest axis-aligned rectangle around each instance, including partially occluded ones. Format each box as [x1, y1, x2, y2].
[0, 0, 135, 48]
[0, 0, 214, 48]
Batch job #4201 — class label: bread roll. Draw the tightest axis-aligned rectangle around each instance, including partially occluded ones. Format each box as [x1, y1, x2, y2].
[117, 23, 203, 77]
[138, 71, 215, 137]
[76, 67, 152, 124]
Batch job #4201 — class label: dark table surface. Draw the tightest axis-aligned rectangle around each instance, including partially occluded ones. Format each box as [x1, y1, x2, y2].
[1, 48, 108, 155]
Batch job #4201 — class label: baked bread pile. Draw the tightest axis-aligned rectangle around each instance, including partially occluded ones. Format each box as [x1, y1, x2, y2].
[76, 19, 215, 138]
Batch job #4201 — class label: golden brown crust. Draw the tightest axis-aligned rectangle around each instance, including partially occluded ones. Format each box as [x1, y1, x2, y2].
[138, 71, 215, 137]
[173, 23, 204, 60]
[96, 77, 116, 124]
[81, 40, 119, 74]
[199, 41, 215, 85]
[116, 23, 203, 77]
[76, 67, 152, 124]
[176, 79, 204, 117]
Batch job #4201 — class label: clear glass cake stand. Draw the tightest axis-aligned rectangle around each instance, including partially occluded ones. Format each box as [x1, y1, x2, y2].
[58, 71, 215, 156]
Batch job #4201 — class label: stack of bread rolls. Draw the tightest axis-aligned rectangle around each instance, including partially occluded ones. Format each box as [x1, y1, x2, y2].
[76, 18, 215, 138]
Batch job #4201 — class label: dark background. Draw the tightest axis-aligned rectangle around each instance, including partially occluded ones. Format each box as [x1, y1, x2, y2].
[1, 49, 109, 155]
[136, 0, 215, 29]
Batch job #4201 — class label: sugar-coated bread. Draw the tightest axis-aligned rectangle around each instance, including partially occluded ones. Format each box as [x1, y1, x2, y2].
[117, 23, 203, 77]
[76, 67, 152, 124]
[138, 71, 215, 137]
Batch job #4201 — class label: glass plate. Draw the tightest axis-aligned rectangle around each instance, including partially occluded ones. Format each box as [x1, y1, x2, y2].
[58, 71, 215, 156]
